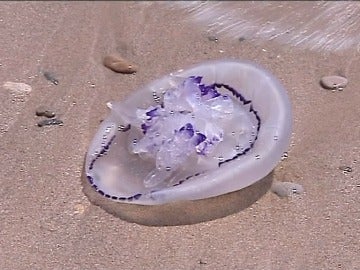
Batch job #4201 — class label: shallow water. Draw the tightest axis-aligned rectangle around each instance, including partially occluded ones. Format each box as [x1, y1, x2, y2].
[163, 1, 360, 53]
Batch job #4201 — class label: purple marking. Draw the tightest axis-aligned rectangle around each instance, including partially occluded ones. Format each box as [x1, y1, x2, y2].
[209, 82, 261, 166]
[146, 107, 159, 118]
[179, 123, 195, 138]
[194, 132, 206, 145]
[189, 76, 203, 84]
[199, 84, 212, 95]
[141, 123, 149, 134]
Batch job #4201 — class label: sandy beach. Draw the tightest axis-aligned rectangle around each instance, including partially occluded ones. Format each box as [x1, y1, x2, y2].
[0, 2, 359, 269]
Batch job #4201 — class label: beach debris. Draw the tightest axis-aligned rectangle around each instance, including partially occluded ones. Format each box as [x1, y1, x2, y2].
[43, 71, 59, 85]
[37, 118, 63, 127]
[271, 181, 304, 198]
[238, 37, 246, 42]
[320, 75, 348, 91]
[207, 35, 218, 42]
[103, 54, 137, 74]
[3, 81, 32, 93]
[339, 165, 352, 173]
[35, 106, 56, 118]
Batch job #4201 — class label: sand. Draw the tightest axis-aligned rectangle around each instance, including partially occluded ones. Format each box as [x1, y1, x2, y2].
[0, 2, 359, 269]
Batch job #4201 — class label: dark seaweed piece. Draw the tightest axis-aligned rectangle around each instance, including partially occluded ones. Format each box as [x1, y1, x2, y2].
[207, 35, 218, 42]
[37, 118, 63, 127]
[43, 71, 59, 85]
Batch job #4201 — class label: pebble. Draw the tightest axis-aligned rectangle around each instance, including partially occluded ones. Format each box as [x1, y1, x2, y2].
[271, 181, 304, 198]
[37, 118, 63, 127]
[35, 106, 56, 118]
[320, 75, 348, 90]
[43, 71, 59, 85]
[103, 54, 137, 74]
[3, 81, 32, 93]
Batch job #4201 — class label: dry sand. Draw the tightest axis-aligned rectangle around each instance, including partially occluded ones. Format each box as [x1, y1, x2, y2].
[0, 2, 359, 269]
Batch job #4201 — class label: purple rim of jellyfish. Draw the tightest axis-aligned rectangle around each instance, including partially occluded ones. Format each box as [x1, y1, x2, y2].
[86, 76, 261, 201]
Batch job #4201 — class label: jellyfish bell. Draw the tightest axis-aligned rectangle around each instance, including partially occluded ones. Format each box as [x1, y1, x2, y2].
[85, 59, 292, 205]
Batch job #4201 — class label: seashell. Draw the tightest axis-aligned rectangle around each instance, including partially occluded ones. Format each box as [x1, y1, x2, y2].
[85, 60, 292, 205]
[103, 54, 137, 74]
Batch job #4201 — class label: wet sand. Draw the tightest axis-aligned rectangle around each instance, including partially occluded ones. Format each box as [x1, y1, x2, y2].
[0, 2, 359, 269]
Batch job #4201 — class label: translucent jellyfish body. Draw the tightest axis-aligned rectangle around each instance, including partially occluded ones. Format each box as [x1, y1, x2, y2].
[85, 60, 292, 205]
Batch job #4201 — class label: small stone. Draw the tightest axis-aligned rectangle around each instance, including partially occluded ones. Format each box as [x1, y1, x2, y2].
[320, 75, 348, 90]
[271, 181, 304, 198]
[103, 54, 137, 74]
[238, 37, 246, 42]
[35, 106, 56, 118]
[37, 118, 63, 127]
